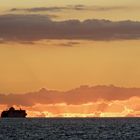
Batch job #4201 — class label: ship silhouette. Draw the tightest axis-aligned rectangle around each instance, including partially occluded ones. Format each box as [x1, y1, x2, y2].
[1, 107, 27, 118]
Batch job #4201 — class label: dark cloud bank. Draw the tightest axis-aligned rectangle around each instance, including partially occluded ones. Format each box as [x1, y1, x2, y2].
[0, 85, 140, 106]
[0, 14, 140, 42]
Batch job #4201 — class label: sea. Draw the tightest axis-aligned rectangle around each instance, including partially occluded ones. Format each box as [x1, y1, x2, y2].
[0, 118, 140, 140]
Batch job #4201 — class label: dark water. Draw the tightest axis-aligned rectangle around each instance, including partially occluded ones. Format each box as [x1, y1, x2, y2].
[0, 118, 140, 140]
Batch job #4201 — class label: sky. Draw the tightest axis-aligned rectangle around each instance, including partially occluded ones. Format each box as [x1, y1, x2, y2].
[0, 0, 140, 117]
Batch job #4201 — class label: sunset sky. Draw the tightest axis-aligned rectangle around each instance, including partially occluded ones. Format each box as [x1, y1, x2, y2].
[0, 0, 140, 117]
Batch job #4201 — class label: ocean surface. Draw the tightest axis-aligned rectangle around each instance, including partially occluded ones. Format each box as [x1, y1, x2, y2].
[0, 118, 140, 140]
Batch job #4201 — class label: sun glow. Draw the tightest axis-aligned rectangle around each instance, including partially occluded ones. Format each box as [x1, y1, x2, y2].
[1, 97, 137, 118]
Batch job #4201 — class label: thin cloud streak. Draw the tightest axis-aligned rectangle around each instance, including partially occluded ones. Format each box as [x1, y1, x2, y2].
[9, 5, 134, 13]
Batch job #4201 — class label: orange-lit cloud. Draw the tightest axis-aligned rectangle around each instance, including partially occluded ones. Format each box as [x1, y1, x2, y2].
[0, 85, 140, 117]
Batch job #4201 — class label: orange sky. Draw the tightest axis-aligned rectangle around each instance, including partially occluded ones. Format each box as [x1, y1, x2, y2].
[0, 0, 140, 117]
[0, 40, 140, 93]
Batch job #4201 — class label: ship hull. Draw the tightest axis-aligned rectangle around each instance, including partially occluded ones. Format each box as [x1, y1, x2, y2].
[1, 107, 27, 118]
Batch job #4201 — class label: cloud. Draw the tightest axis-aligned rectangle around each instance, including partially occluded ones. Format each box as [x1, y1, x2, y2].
[0, 85, 140, 107]
[0, 14, 140, 42]
[57, 41, 80, 47]
[9, 5, 131, 13]
[0, 85, 140, 117]
[10, 7, 65, 12]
